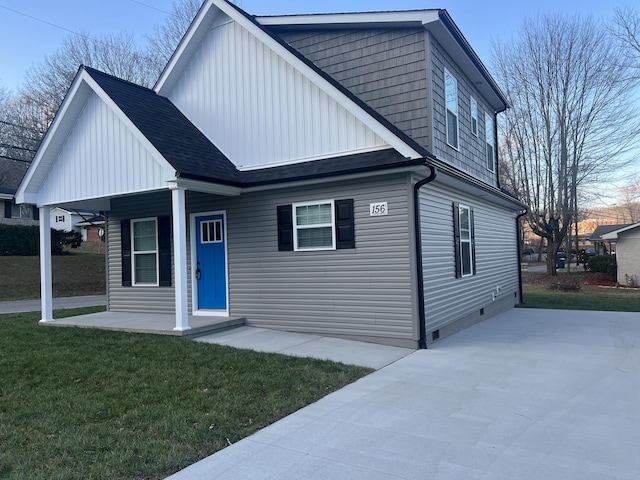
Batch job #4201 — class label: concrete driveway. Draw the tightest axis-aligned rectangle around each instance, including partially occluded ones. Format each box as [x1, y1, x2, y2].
[168, 308, 640, 480]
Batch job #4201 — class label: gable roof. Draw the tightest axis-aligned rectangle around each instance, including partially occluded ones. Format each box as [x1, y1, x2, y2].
[155, 0, 427, 161]
[589, 224, 631, 241]
[0, 157, 29, 197]
[85, 68, 242, 186]
[601, 222, 640, 240]
[258, 8, 508, 113]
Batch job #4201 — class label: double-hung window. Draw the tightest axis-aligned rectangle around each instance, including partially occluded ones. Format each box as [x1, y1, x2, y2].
[444, 68, 459, 149]
[470, 97, 478, 136]
[277, 199, 355, 252]
[485, 113, 495, 172]
[293, 200, 335, 251]
[132, 218, 159, 285]
[453, 203, 475, 278]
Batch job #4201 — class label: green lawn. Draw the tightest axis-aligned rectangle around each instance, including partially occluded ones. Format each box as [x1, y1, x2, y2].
[0, 308, 372, 479]
[0, 248, 105, 301]
[520, 272, 640, 312]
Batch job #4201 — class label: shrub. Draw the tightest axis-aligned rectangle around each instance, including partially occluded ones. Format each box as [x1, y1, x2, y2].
[588, 255, 617, 280]
[548, 276, 582, 292]
[0, 225, 83, 256]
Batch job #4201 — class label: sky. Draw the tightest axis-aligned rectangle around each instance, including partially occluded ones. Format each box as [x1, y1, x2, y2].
[0, 0, 636, 207]
[0, 0, 634, 93]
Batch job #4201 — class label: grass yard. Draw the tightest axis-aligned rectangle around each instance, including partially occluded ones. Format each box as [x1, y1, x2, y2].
[520, 271, 640, 312]
[0, 307, 372, 480]
[0, 246, 105, 301]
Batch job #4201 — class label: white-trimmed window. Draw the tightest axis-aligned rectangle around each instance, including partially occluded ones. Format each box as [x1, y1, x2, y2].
[453, 203, 475, 278]
[470, 97, 478, 136]
[131, 217, 159, 285]
[444, 68, 459, 149]
[485, 113, 495, 172]
[293, 200, 336, 251]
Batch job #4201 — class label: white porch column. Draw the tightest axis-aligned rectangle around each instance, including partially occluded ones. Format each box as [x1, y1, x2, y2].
[39, 206, 54, 323]
[171, 187, 190, 331]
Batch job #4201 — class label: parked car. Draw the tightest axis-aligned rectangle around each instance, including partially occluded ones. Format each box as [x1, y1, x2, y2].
[586, 248, 596, 256]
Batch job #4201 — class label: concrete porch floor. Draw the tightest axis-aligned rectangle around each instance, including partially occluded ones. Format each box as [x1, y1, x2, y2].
[41, 311, 246, 338]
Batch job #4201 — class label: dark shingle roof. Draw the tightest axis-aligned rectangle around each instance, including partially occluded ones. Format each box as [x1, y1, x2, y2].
[0, 158, 30, 195]
[85, 67, 242, 186]
[85, 67, 423, 187]
[589, 224, 631, 241]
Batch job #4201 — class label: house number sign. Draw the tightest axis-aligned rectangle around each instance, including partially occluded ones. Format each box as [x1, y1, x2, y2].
[369, 202, 388, 216]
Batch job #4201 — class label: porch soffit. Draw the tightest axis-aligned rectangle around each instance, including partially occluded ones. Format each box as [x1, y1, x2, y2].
[16, 70, 177, 207]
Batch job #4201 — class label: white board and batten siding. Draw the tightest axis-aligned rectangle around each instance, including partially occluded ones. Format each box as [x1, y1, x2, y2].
[37, 93, 174, 207]
[107, 192, 175, 313]
[167, 15, 389, 170]
[419, 180, 520, 335]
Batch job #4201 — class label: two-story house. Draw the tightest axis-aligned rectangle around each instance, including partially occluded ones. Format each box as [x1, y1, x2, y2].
[16, 0, 525, 348]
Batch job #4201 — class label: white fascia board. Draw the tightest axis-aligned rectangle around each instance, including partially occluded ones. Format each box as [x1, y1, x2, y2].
[15, 68, 90, 204]
[256, 10, 439, 28]
[0, 193, 13, 200]
[17, 69, 178, 206]
[602, 222, 640, 239]
[155, 0, 222, 94]
[169, 179, 242, 196]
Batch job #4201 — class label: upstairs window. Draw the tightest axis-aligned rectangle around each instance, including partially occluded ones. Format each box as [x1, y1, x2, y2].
[444, 68, 459, 149]
[485, 113, 495, 172]
[470, 97, 478, 136]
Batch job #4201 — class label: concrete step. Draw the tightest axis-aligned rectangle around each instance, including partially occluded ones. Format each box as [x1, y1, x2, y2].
[180, 317, 246, 339]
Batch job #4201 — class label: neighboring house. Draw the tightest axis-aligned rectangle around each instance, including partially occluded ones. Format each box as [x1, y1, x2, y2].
[1, 158, 38, 226]
[16, 1, 526, 348]
[50, 207, 101, 241]
[602, 223, 640, 286]
[589, 224, 629, 255]
[75, 215, 106, 242]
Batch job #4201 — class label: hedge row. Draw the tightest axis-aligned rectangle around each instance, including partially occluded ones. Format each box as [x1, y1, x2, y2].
[0, 224, 83, 256]
[588, 254, 617, 280]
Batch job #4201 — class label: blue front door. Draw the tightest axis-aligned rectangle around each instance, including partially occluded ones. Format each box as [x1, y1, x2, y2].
[195, 214, 227, 310]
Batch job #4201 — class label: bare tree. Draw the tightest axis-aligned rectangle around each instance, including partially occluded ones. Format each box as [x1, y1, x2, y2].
[494, 13, 640, 275]
[618, 176, 640, 223]
[146, 0, 202, 75]
[20, 30, 160, 132]
[610, 6, 640, 79]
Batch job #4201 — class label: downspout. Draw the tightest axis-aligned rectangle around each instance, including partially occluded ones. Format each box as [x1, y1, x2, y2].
[413, 164, 437, 349]
[516, 209, 528, 304]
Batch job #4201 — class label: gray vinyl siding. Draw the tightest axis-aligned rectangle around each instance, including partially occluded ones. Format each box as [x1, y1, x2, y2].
[429, 36, 498, 187]
[105, 174, 418, 343]
[279, 28, 430, 148]
[107, 191, 175, 313]
[189, 173, 417, 343]
[419, 180, 519, 334]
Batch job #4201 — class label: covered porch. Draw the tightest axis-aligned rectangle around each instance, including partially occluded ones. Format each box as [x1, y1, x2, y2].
[42, 310, 246, 338]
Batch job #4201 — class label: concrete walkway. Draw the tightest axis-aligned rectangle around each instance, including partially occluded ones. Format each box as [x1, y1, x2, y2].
[195, 327, 414, 370]
[168, 308, 640, 480]
[0, 295, 106, 314]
